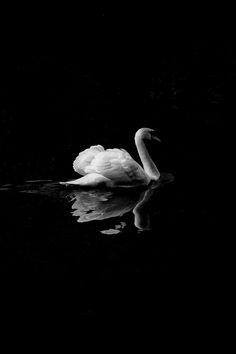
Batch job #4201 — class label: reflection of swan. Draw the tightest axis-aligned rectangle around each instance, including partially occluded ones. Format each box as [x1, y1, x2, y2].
[67, 174, 174, 233]
[0, 173, 174, 235]
[69, 189, 142, 222]
[60, 127, 161, 188]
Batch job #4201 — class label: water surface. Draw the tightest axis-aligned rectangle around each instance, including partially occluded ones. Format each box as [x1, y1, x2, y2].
[0, 173, 180, 281]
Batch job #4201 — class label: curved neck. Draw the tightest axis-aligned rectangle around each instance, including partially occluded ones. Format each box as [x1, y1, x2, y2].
[135, 135, 160, 181]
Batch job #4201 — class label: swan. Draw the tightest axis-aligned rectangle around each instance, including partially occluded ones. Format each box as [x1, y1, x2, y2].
[60, 127, 161, 188]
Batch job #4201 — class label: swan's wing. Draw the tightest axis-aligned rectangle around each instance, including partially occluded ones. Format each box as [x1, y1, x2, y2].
[84, 148, 148, 185]
[73, 145, 104, 175]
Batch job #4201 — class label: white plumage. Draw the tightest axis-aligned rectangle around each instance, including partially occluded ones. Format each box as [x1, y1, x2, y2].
[61, 128, 161, 188]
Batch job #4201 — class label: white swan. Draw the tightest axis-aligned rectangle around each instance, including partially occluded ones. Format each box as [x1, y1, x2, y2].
[60, 128, 161, 188]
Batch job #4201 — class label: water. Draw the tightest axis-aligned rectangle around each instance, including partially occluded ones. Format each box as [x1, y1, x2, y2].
[0, 173, 179, 279]
[0, 44, 225, 316]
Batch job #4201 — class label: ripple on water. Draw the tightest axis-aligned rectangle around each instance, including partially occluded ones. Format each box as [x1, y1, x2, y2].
[0, 173, 174, 234]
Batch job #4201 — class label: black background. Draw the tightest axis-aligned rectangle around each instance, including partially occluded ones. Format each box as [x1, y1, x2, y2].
[0, 8, 229, 315]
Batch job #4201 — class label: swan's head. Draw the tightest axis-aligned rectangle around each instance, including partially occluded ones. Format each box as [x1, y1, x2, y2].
[135, 128, 161, 142]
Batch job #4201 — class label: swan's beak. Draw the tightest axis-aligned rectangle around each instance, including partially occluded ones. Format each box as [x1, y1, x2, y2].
[152, 133, 161, 142]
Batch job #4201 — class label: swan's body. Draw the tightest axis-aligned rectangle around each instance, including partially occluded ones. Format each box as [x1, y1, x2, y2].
[61, 128, 161, 188]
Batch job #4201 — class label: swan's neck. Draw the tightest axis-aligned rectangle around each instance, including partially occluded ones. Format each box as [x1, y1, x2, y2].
[135, 135, 160, 181]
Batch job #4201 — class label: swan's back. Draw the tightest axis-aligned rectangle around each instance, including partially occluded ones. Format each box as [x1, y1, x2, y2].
[73, 145, 104, 175]
[73, 145, 149, 186]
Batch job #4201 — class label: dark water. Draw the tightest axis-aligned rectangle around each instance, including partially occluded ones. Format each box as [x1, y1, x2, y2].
[0, 174, 178, 278]
[0, 36, 228, 319]
[0, 159, 219, 285]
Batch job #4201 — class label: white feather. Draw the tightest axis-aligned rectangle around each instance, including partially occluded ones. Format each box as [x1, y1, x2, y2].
[72, 146, 148, 186]
[61, 128, 160, 188]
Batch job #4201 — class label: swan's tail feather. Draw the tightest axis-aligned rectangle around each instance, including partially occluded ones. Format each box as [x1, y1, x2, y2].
[73, 145, 104, 175]
[60, 173, 113, 188]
